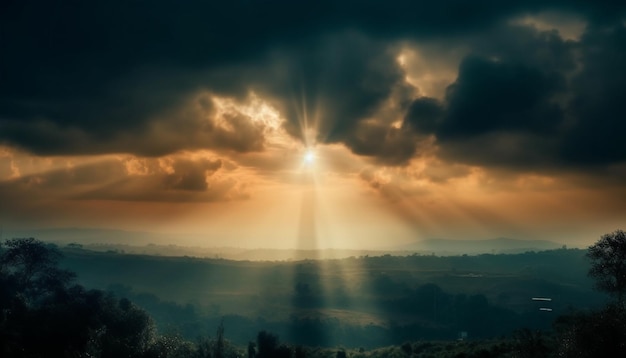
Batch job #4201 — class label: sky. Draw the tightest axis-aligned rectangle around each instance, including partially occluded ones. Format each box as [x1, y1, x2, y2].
[1, 1, 625, 249]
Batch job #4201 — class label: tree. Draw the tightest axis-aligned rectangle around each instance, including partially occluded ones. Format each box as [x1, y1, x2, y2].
[0, 238, 159, 358]
[513, 328, 550, 358]
[554, 303, 626, 357]
[97, 296, 157, 357]
[1, 238, 75, 298]
[0, 238, 81, 357]
[214, 319, 225, 358]
[587, 229, 626, 304]
[257, 331, 279, 358]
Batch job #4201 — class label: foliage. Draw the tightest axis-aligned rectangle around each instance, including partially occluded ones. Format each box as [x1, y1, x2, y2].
[5, 236, 626, 357]
[587, 229, 626, 303]
[0, 238, 155, 357]
[145, 334, 196, 358]
[256, 330, 279, 358]
[0, 238, 75, 305]
[61, 245, 600, 344]
[553, 303, 626, 357]
[512, 328, 550, 358]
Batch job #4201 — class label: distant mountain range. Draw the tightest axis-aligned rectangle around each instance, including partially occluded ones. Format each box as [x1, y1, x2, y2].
[4, 227, 569, 260]
[392, 237, 565, 255]
[3, 227, 175, 246]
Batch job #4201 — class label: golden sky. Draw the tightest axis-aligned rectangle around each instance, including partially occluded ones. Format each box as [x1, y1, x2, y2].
[1, 2, 625, 248]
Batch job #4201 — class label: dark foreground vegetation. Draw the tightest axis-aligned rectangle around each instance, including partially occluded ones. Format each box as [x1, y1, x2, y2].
[1, 231, 625, 357]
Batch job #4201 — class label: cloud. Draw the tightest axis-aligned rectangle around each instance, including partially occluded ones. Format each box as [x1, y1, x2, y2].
[0, 90, 270, 156]
[260, 33, 409, 143]
[344, 120, 421, 166]
[404, 97, 446, 134]
[561, 22, 626, 165]
[161, 158, 222, 192]
[0, 154, 249, 205]
[403, 21, 626, 175]
[509, 11, 587, 41]
[442, 57, 564, 139]
[0, 0, 625, 173]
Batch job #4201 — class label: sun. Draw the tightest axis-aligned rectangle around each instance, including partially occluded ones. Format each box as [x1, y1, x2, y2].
[304, 149, 316, 164]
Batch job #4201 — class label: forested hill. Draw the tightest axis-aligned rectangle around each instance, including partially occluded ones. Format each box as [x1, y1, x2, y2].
[59, 247, 601, 311]
[56, 246, 605, 347]
[3, 238, 621, 355]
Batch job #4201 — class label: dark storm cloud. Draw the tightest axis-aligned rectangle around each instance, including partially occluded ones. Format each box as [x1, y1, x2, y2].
[442, 54, 565, 138]
[1, 0, 625, 169]
[344, 120, 419, 166]
[561, 23, 626, 165]
[251, 32, 408, 144]
[404, 21, 626, 171]
[404, 97, 445, 134]
[0, 91, 266, 156]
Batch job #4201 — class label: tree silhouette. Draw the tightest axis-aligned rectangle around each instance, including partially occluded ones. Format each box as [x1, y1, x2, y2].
[0, 238, 158, 357]
[513, 328, 550, 358]
[1, 238, 75, 301]
[248, 341, 256, 358]
[587, 229, 626, 304]
[98, 296, 157, 357]
[550, 230, 626, 356]
[215, 319, 225, 358]
[257, 331, 279, 358]
[554, 303, 626, 357]
[0, 238, 81, 356]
